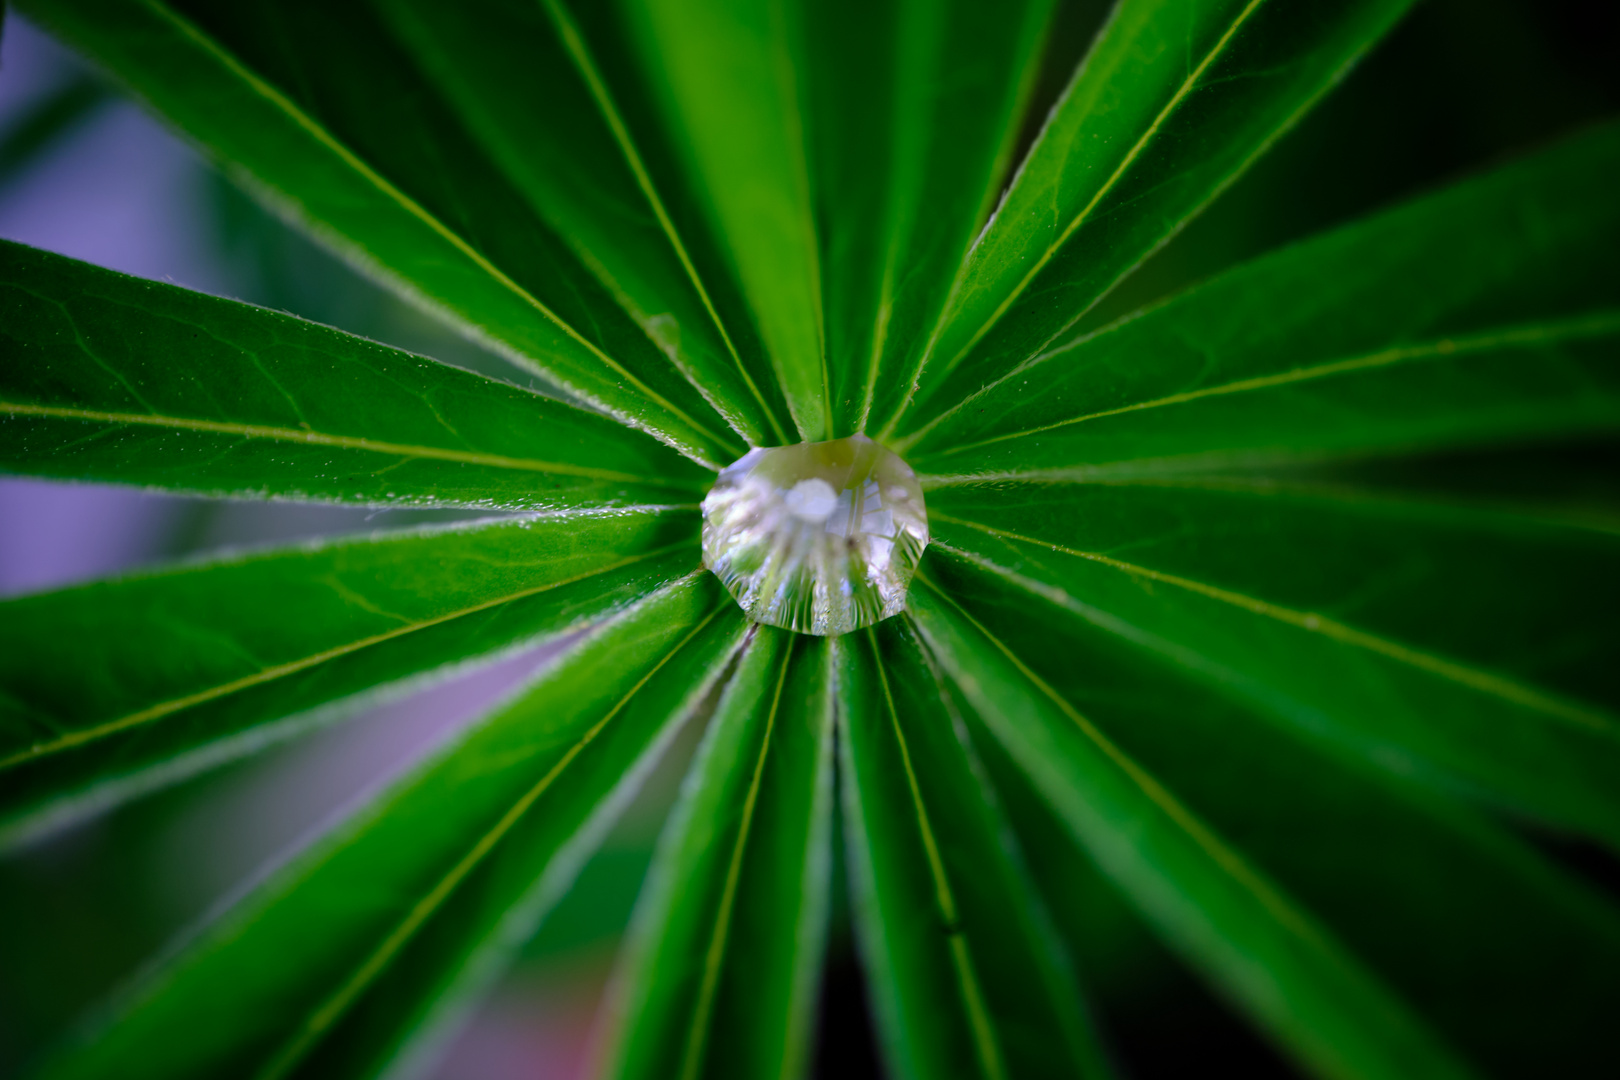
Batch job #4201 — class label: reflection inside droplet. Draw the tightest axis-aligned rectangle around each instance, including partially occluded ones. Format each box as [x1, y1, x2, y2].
[701, 435, 929, 636]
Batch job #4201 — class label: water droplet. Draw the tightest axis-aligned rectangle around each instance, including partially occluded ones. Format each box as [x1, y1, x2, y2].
[702, 434, 929, 636]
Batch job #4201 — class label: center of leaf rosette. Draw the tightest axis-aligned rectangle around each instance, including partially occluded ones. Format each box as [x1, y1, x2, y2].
[701, 435, 930, 636]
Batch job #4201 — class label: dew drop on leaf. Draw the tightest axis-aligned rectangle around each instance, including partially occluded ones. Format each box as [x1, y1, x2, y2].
[702, 434, 928, 636]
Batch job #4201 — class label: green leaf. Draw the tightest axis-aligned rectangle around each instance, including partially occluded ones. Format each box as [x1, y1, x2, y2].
[373, 0, 792, 448]
[963, 619, 1620, 1076]
[837, 620, 1113, 1079]
[931, 479, 1619, 710]
[619, 0, 829, 442]
[0, 241, 711, 509]
[922, 503, 1620, 847]
[598, 628, 834, 1080]
[0, 72, 110, 189]
[37, 573, 741, 1080]
[0, 509, 700, 848]
[807, 0, 1057, 436]
[902, 121, 1620, 472]
[18, 0, 743, 466]
[885, 0, 1417, 435]
[909, 581, 1477, 1080]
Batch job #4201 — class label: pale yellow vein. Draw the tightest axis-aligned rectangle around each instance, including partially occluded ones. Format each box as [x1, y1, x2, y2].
[934, 0, 1268, 379]
[768, 0, 832, 441]
[868, 629, 1006, 1080]
[677, 637, 793, 1080]
[538, 0, 789, 447]
[256, 594, 724, 1080]
[930, 513, 1617, 734]
[0, 543, 700, 770]
[3, 401, 695, 487]
[914, 573, 1326, 944]
[928, 313, 1620, 457]
[140, 0, 732, 455]
[872, 0, 1064, 443]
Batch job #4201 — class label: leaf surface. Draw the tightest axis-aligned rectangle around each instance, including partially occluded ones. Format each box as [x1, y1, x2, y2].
[620, 0, 828, 441]
[909, 581, 1476, 1080]
[38, 574, 740, 1080]
[961, 612, 1620, 1077]
[807, 0, 1058, 436]
[18, 0, 741, 465]
[599, 629, 834, 1080]
[918, 422, 1620, 848]
[888, 0, 1416, 434]
[838, 621, 1113, 1079]
[374, 0, 791, 447]
[931, 479, 1620, 709]
[0, 510, 700, 848]
[0, 241, 710, 509]
[904, 122, 1620, 472]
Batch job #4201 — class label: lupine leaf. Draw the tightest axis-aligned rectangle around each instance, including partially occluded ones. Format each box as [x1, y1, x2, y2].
[620, 0, 829, 441]
[885, 0, 1416, 435]
[36, 573, 740, 1080]
[5, 2, 1618, 1077]
[838, 619, 1114, 1079]
[17, 0, 743, 466]
[929, 480, 1619, 711]
[808, 0, 1058, 436]
[0, 241, 710, 509]
[923, 509, 1620, 848]
[902, 121, 1620, 474]
[374, 0, 792, 448]
[0, 71, 109, 187]
[910, 581, 1477, 1080]
[0, 510, 700, 848]
[599, 629, 834, 1080]
[962, 618, 1620, 1077]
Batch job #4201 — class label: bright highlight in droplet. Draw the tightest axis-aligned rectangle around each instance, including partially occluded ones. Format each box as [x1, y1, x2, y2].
[701, 435, 929, 636]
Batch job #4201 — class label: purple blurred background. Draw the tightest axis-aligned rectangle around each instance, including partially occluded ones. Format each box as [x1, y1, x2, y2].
[0, 15, 648, 1077]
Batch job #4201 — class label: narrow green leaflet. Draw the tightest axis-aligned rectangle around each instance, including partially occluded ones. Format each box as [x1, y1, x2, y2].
[0, 510, 701, 849]
[37, 574, 741, 1080]
[599, 629, 834, 1080]
[888, 0, 1416, 434]
[904, 121, 1620, 473]
[963, 623, 1620, 1077]
[909, 583, 1476, 1080]
[931, 480, 1619, 711]
[375, 0, 791, 447]
[838, 622, 1113, 1079]
[621, 0, 828, 441]
[0, 242, 710, 509]
[924, 493, 1620, 847]
[19, 0, 742, 465]
[807, 0, 1056, 436]
[0, 71, 109, 188]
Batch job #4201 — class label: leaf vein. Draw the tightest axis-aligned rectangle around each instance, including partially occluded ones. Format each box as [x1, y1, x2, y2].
[927, 313, 1620, 457]
[0, 541, 701, 770]
[1, 400, 698, 487]
[256, 591, 724, 1080]
[676, 635, 793, 1080]
[867, 628, 1006, 1080]
[929, 513, 1617, 734]
[138, 0, 734, 456]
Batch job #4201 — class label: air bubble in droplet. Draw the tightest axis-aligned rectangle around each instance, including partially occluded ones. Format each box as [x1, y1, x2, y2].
[701, 434, 928, 636]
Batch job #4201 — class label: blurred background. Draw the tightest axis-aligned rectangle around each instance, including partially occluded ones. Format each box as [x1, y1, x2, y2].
[1, 2, 1617, 1077]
